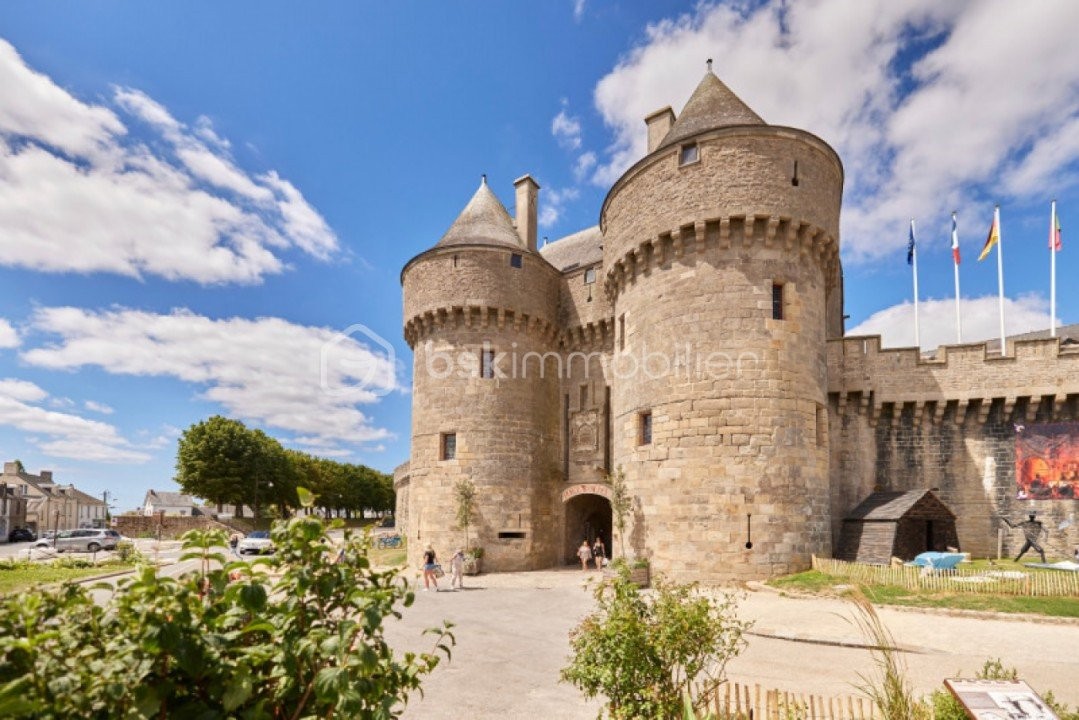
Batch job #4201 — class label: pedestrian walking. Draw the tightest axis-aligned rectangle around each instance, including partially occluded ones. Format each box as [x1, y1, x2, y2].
[422, 544, 439, 591]
[577, 539, 592, 570]
[592, 536, 606, 570]
[449, 548, 465, 589]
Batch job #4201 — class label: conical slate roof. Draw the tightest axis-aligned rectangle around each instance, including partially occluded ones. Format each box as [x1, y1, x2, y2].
[659, 70, 764, 150]
[435, 178, 524, 249]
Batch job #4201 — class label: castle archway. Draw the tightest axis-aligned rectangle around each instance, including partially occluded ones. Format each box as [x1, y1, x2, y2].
[562, 485, 612, 565]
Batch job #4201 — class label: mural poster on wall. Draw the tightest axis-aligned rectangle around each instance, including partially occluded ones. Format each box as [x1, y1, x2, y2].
[1015, 422, 1079, 500]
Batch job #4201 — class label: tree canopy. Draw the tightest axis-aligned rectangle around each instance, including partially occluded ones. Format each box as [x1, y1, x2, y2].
[175, 415, 393, 518]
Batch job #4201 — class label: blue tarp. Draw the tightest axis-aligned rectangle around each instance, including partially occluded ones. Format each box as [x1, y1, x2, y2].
[905, 551, 965, 570]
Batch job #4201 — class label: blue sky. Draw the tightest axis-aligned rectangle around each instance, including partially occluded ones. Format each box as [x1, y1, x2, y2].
[1, 1, 1077, 512]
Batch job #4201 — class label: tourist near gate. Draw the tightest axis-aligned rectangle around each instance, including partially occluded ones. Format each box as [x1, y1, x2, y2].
[562, 483, 612, 565]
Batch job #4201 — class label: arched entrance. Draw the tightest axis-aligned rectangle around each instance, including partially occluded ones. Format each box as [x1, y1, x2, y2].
[562, 484, 613, 565]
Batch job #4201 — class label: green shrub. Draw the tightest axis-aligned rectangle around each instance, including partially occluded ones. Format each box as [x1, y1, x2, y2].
[0, 492, 454, 719]
[113, 540, 139, 563]
[561, 565, 749, 719]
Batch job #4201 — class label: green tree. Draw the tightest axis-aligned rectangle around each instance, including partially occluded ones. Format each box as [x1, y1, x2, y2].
[608, 466, 631, 557]
[0, 492, 454, 718]
[562, 566, 749, 719]
[175, 416, 296, 519]
[454, 479, 477, 551]
[176, 415, 261, 512]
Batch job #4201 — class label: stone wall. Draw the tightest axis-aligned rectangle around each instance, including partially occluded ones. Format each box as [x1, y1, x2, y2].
[115, 514, 232, 539]
[600, 125, 842, 583]
[828, 335, 1079, 559]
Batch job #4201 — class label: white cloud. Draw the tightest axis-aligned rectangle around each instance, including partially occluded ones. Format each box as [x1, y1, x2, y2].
[552, 105, 583, 150]
[587, 1, 1079, 263]
[84, 400, 114, 415]
[539, 186, 580, 228]
[573, 0, 586, 22]
[0, 377, 150, 463]
[22, 307, 398, 447]
[573, 151, 597, 182]
[0, 39, 337, 284]
[0, 319, 18, 348]
[848, 294, 1052, 350]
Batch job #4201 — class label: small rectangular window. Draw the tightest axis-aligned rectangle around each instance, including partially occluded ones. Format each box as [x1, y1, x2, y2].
[679, 143, 699, 166]
[481, 349, 496, 379]
[639, 411, 652, 445]
[510, 253, 523, 268]
[497, 531, 527, 539]
[579, 384, 588, 409]
[619, 314, 626, 351]
[440, 433, 457, 461]
[772, 282, 784, 320]
[584, 267, 596, 284]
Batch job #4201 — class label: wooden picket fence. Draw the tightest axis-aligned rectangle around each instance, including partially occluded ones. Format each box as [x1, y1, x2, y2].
[812, 556, 1079, 597]
[708, 682, 874, 720]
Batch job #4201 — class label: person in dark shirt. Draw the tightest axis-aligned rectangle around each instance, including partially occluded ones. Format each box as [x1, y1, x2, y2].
[422, 545, 439, 591]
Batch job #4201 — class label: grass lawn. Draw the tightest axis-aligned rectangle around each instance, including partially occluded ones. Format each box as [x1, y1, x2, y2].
[368, 546, 408, 568]
[0, 561, 134, 595]
[768, 569, 1079, 618]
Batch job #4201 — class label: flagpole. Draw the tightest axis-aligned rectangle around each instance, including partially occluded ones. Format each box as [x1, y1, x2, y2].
[952, 211, 962, 343]
[911, 218, 920, 349]
[995, 205, 1006, 354]
[1051, 199, 1057, 339]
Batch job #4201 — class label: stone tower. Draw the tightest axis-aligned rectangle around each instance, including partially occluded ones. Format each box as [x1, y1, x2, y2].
[401, 176, 563, 571]
[600, 67, 844, 581]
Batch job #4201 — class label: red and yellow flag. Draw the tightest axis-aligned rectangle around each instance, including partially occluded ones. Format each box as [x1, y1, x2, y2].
[978, 214, 1000, 261]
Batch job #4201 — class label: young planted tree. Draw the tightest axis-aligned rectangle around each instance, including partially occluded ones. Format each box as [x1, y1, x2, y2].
[608, 465, 631, 558]
[562, 566, 749, 719]
[454, 479, 477, 552]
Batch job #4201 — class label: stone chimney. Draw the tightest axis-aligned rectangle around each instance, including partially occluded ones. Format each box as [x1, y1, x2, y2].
[644, 106, 676, 153]
[39, 470, 53, 483]
[2, 462, 16, 475]
[513, 174, 540, 252]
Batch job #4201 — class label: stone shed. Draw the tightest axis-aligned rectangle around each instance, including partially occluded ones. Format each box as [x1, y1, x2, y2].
[835, 490, 959, 564]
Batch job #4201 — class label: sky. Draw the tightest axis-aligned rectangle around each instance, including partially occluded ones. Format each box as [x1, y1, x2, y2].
[1, 1, 1078, 512]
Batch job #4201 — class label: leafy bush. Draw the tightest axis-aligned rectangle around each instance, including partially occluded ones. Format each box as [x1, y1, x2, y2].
[561, 565, 749, 719]
[113, 540, 139, 563]
[0, 494, 453, 719]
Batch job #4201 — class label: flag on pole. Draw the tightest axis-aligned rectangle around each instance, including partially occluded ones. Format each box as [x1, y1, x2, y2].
[1051, 210, 1062, 251]
[907, 221, 916, 265]
[951, 214, 960, 264]
[978, 213, 1000, 261]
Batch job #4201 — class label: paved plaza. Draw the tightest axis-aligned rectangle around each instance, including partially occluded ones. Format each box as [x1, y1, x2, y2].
[386, 568, 1079, 720]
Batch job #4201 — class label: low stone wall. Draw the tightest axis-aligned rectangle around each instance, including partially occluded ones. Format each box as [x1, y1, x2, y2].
[115, 514, 232, 540]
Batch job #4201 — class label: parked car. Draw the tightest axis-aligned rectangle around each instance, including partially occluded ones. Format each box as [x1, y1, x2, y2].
[237, 530, 274, 555]
[7, 527, 36, 543]
[37, 529, 121, 553]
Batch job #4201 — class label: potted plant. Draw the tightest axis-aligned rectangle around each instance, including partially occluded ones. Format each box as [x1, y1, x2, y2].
[628, 557, 651, 588]
[464, 546, 484, 575]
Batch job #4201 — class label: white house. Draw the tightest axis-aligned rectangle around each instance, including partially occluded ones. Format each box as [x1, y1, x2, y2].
[142, 490, 199, 517]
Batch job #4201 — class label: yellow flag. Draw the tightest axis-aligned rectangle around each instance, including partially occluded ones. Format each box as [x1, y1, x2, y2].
[978, 215, 999, 261]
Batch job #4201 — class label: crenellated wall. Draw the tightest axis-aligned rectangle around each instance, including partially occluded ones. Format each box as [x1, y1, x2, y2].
[828, 335, 1079, 558]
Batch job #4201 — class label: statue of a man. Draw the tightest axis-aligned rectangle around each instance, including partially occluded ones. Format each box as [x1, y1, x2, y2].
[1001, 512, 1047, 563]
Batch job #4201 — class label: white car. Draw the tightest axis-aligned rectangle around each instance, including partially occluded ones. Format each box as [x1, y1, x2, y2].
[237, 531, 274, 555]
